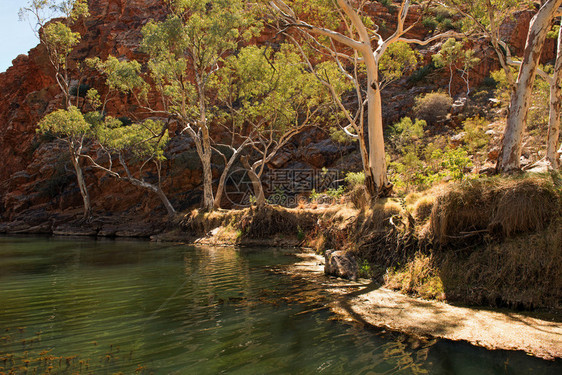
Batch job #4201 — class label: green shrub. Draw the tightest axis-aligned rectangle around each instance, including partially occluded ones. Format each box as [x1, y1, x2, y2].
[462, 116, 489, 154]
[422, 17, 438, 31]
[345, 171, 365, 189]
[389, 117, 426, 148]
[413, 92, 452, 124]
[408, 63, 435, 84]
[326, 185, 345, 199]
[441, 147, 472, 181]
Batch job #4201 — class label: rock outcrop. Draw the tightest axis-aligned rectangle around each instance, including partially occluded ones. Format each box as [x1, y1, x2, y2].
[324, 249, 358, 281]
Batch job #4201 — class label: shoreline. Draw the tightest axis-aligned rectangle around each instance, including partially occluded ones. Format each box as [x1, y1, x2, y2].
[1, 230, 561, 360]
[285, 250, 562, 361]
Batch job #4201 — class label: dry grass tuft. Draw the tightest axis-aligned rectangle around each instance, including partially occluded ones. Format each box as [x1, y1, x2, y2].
[412, 195, 436, 224]
[347, 184, 371, 210]
[429, 175, 560, 245]
[183, 208, 247, 235]
[490, 179, 559, 237]
[239, 205, 317, 239]
[436, 218, 562, 310]
[385, 253, 445, 300]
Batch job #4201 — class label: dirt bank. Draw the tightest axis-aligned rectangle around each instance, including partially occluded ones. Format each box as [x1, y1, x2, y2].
[287, 251, 562, 361]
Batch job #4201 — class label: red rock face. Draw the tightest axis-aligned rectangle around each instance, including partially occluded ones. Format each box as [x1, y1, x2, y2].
[0, 0, 169, 220]
[0, 50, 54, 183]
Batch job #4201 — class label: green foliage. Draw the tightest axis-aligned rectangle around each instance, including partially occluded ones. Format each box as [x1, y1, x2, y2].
[441, 147, 472, 181]
[378, 0, 395, 11]
[462, 117, 489, 154]
[297, 225, 305, 241]
[139, 0, 262, 121]
[345, 171, 366, 189]
[379, 42, 419, 85]
[390, 143, 474, 194]
[42, 21, 81, 67]
[310, 189, 320, 202]
[96, 119, 170, 161]
[330, 126, 355, 144]
[389, 117, 426, 149]
[422, 17, 438, 31]
[432, 38, 462, 69]
[52, 0, 89, 21]
[442, 0, 531, 33]
[413, 92, 452, 125]
[21, 1, 89, 70]
[326, 185, 345, 199]
[215, 44, 342, 136]
[408, 63, 435, 84]
[282, 0, 342, 30]
[87, 56, 148, 97]
[527, 74, 550, 133]
[491, 66, 550, 130]
[359, 259, 372, 279]
[547, 24, 560, 39]
[85, 88, 101, 109]
[432, 38, 480, 94]
[20, 0, 89, 25]
[37, 106, 91, 139]
[490, 69, 514, 106]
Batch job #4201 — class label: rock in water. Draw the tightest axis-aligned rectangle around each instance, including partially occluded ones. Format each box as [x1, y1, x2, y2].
[324, 250, 358, 281]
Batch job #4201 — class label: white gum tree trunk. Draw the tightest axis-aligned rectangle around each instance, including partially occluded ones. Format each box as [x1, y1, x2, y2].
[69, 143, 91, 220]
[498, 0, 562, 172]
[546, 18, 562, 169]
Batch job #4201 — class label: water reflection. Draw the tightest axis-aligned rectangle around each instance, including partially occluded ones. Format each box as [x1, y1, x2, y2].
[0, 236, 560, 374]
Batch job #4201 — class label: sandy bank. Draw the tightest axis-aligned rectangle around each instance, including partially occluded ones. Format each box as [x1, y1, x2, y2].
[287, 251, 562, 361]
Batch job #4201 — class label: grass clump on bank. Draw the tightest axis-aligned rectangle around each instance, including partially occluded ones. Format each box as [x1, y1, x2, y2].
[428, 173, 560, 245]
[381, 173, 562, 311]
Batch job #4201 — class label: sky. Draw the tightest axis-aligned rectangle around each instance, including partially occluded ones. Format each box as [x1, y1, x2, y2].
[0, 0, 41, 73]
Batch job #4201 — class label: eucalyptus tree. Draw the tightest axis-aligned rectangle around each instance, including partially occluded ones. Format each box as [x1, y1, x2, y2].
[545, 20, 562, 169]
[443, 0, 562, 171]
[22, 0, 92, 219]
[432, 38, 480, 96]
[442, 0, 531, 89]
[214, 45, 344, 207]
[37, 107, 92, 219]
[20, 0, 89, 109]
[498, 0, 562, 172]
[269, 0, 457, 197]
[84, 58, 176, 216]
[85, 117, 177, 217]
[138, 0, 262, 211]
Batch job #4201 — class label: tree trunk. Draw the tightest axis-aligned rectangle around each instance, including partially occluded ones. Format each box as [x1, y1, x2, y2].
[122, 176, 176, 217]
[69, 146, 91, 220]
[241, 156, 266, 208]
[366, 80, 391, 196]
[200, 148, 215, 211]
[198, 85, 215, 212]
[498, 0, 562, 172]
[155, 185, 177, 217]
[547, 18, 562, 169]
[214, 145, 245, 210]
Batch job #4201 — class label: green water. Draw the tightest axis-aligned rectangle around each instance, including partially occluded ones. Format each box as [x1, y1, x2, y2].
[0, 237, 560, 374]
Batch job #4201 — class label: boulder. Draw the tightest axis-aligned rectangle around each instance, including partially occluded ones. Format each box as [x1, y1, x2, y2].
[324, 250, 358, 281]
